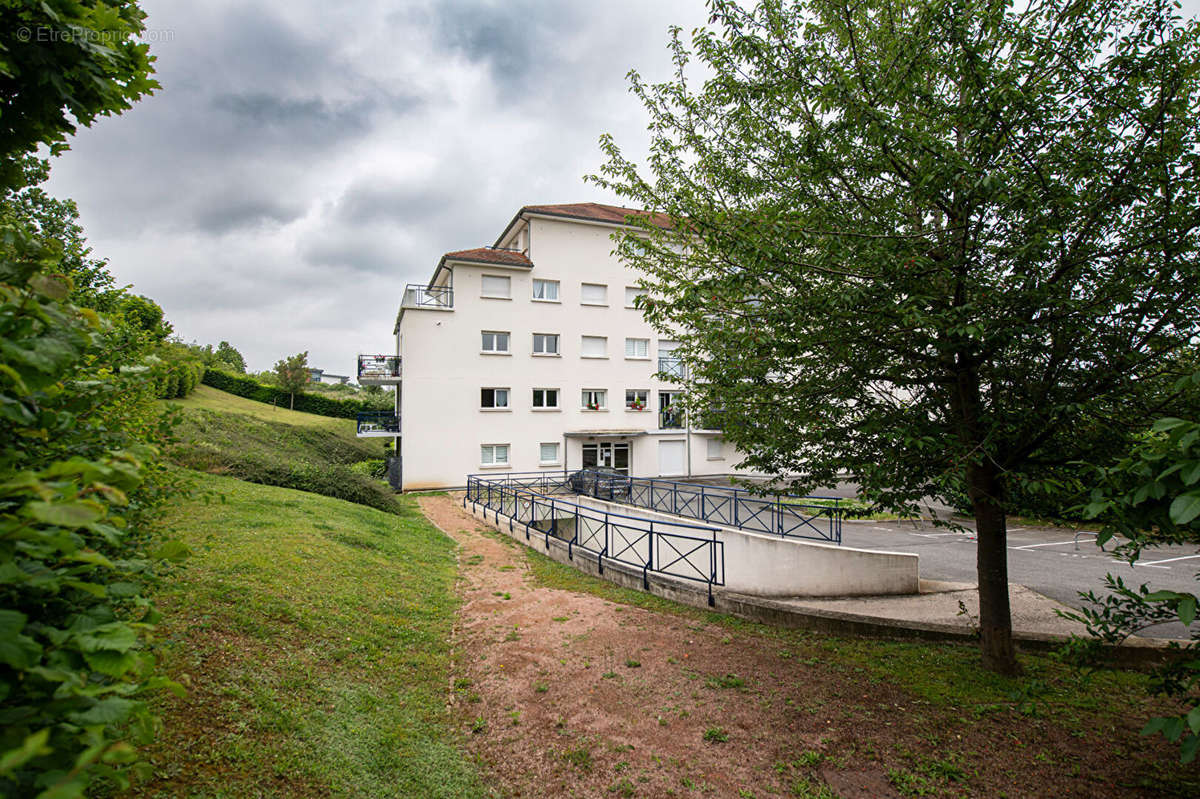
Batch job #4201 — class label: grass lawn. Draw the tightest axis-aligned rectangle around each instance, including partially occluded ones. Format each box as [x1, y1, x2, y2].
[165, 385, 362, 438]
[133, 472, 489, 798]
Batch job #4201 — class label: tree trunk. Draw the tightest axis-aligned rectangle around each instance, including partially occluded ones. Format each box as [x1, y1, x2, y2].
[966, 460, 1021, 675]
[290, 392, 294, 411]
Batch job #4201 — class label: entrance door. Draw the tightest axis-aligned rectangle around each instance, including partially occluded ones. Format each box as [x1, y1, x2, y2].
[582, 442, 631, 475]
[658, 440, 686, 476]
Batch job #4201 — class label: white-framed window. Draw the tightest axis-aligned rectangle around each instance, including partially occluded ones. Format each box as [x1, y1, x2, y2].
[532, 388, 559, 408]
[707, 437, 724, 460]
[532, 279, 559, 302]
[582, 389, 607, 410]
[625, 389, 648, 411]
[480, 444, 510, 466]
[624, 338, 649, 359]
[539, 442, 560, 465]
[481, 330, 510, 353]
[481, 275, 511, 299]
[532, 333, 559, 355]
[480, 387, 510, 409]
[625, 286, 645, 308]
[580, 283, 608, 305]
[581, 335, 607, 358]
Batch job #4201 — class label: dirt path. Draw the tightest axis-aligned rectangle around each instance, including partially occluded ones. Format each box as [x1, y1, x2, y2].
[417, 495, 1183, 799]
[420, 495, 902, 798]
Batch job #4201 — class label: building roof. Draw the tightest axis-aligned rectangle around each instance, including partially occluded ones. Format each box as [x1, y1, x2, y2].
[521, 202, 673, 229]
[440, 247, 533, 268]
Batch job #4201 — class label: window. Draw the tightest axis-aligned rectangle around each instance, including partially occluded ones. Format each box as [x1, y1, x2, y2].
[625, 389, 648, 411]
[539, 442, 560, 464]
[532, 333, 559, 355]
[480, 388, 509, 409]
[481, 330, 510, 353]
[581, 336, 607, 358]
[624, 338, 649, 359]
[581, 389, 607, 410]
[481, 275, 511, 298]
[625, 286, 645, 308]
[480, 444, 510, 466]
[707, 437, 724, 460]
[580, 283, 608, 305]
[532, 388, 559, 408]
[532, 279, 559, 301]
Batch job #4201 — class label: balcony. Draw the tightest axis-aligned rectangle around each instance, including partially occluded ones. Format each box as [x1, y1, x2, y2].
[402, 284, 453, 309]
[659, 407, 685, 430]
[357, 355, 401, 385]
[658, 355, 687, 380]
[357, 411, 400, 437]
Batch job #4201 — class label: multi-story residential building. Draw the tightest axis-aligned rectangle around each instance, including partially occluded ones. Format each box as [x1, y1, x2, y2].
[360, 202, 744, 491]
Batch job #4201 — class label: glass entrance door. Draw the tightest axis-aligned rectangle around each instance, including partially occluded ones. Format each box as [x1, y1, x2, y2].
[582, 442, 630, 475]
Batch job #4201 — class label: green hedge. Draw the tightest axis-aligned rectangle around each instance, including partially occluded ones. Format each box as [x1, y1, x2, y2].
[202, 369, 389, 418]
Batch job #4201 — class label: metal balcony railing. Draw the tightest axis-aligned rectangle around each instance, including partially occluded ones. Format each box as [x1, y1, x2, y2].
[659, 407, 684, 429]
[357, 355, 401, 383]
[403, 284, 453, 308]
[658, 355, 686, 380]
[356, 411, 400, 436]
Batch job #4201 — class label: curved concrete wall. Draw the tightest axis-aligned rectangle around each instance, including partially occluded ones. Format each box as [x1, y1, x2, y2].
[569, 496, 919, 597]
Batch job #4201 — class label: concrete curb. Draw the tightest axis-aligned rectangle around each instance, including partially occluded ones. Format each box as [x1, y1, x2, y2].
[465, 501, 1183, 671]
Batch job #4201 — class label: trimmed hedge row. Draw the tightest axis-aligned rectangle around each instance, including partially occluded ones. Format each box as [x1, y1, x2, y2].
[152, 357, 205, 400]
[201, 369, 388, 418]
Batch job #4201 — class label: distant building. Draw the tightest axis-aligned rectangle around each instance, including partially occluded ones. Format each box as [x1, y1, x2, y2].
[308, 368, 349, 385]
[360, 202, 748, 491]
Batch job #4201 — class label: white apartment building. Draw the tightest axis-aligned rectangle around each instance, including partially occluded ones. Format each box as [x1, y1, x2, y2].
[360, 202, 745, 491]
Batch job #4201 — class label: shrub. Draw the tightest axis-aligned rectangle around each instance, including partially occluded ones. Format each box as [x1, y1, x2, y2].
[202, 368, 392, 418]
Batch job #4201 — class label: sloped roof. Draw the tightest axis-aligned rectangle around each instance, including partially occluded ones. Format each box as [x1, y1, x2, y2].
[521, 202, 673, 229]
[440, 247, 533, 268]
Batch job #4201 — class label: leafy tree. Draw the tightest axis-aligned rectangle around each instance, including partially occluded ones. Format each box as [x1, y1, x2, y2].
[593, 0, 1200, 673]
[214, 340, 246, 373]
[0, 0, 159, 186]
[1063, 377, 1200, 761]
[274, 351, 310, 410]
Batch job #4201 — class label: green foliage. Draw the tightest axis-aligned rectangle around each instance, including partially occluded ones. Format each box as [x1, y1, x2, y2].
[0, 1, 159, 183]
[202, 368, 391, 418]
[1066, 381, 1200, 763]
[1, 223, 182, 796]
[167, 406, 399, 514]
[592, 0, 1200, 672]
[274, 351, 309, 410]
[213, 340, 246, 373]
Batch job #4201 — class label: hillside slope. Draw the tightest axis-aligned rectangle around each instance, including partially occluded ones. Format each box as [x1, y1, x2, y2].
[163, 386, 398, 513]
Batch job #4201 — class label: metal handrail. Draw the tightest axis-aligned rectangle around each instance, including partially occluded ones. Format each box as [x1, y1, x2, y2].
[357, 354, 401, 380]
[403, 284, 454, 308]
[464, 473, 725, 605]
[356, 411, 399, 434]
[569, 468, 843, 544]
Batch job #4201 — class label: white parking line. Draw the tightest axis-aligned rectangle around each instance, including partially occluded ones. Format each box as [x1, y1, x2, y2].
[1012, 540, 1078, 550]
[1139, 553, 1200, 566]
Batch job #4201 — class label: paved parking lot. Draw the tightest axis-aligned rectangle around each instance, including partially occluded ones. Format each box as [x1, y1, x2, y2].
[842, 517, 1200, 639]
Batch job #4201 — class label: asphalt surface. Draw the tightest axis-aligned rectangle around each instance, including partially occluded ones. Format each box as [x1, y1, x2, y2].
[842, 517, 1200, 640]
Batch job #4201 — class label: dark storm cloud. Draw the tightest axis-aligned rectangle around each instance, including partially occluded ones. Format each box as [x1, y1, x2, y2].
[45, 0, 709, 371]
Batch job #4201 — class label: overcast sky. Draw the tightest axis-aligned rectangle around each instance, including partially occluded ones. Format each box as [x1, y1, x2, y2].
[45, 0, 1200, 375]
[46, 0, 707, 373]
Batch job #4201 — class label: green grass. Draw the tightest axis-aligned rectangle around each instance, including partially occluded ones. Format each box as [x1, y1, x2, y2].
[167, 385, 362, 437]
[164, 387, 398, 513]
[136, 472, 490, 798]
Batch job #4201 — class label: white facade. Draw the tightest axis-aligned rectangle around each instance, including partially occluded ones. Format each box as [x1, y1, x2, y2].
[392, 204, 742, 491]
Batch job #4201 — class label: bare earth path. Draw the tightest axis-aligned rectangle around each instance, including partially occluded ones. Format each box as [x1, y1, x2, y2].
[417, 495, 1186, 799]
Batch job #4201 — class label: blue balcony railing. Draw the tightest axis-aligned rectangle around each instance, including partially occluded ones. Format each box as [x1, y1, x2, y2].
[357, 355, 401, 383]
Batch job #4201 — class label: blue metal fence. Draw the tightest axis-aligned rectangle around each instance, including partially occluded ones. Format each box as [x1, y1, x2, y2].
[465, 472, 725, 605]
[568, 469, 843, 544]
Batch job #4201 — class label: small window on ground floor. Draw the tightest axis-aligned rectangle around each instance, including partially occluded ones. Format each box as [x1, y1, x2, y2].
[707, 437, 723, 459]
[539, 442, 560, 464]
[480, 444, 510, 465]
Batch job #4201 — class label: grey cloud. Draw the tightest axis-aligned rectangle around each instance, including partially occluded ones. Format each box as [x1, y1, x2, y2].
[193, 193, 307, 234]
[333, 178, 457, 225]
